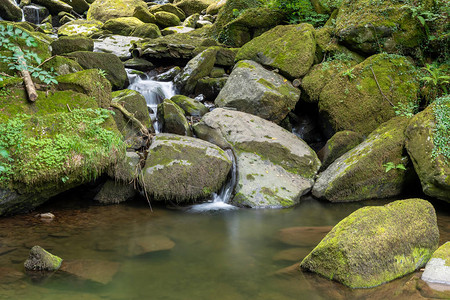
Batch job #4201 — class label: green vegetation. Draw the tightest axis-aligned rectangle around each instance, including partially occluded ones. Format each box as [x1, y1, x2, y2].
[0, 24, 57, 85]
[420, 63, 450, 101]
[383, 162, 406, 172]
[267, 0, 329, 26]
[393, 101, 419, 117]
[432, 95, 450, 162]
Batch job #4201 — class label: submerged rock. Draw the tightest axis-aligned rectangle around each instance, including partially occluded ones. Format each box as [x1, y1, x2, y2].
[194, 109, 320, 208]
[126, 235, 175, 257]
[24, 246, 63, 271]
[300, 199, 439, 288]
[215, 60, 300, 124]
[60, 259, 120, 284]
[141, 134, 232, 202]
[276, 226, 333, 247]
[422, 242, 450, 286]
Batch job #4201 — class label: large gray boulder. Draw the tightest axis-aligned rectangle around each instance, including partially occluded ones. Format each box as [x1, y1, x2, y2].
[215, 60, 300, 124]
[313, 117, 412, 202]
[33, 0, 72, 15]
[194, 108, 321, 208]
[140, 134, 232, 202]
[301, 199, 439, 288]
[0, 0, 23, 22]
[422, 242, 450, 285]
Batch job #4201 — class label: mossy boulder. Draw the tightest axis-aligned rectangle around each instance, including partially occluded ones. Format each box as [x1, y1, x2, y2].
[193, 108, 321, 208]
[174, 47, 217, 94]
[161, 26, 195, 36]
[64, 51, 128, 90]
[311, 0, 342, 14]
[194, 77, 227, 102]
[173, 0, 216, 16]
[140, 134, 232, 202]
[318, 53, 419, 137]
[170, 95, 209, 117]
[313, 117, 412, 202]
[103, 17, 145, 36]
[422, 242, 450, 285]
[87, 0, 153, 23]
[56, 69, 112, 108]
[94, 179, 136, 204]
[149, 3, 186, 21]
[131, 23, 161, 38]
[183, 13, 200, 28]
[60, 0, 89, 14]
[109, 151, 141, 183]
[51, 35, 94, 55]
[111, 89, 152, 139]
[57, 19, 103, 36]
[215, 60, 300, 124]
[154, 12, 181, 28]
[41, 56, 84, 75]
[206, 0, 226, 15]
[94, 35, 144, 60]
[300, 198, 439, 288]
[334, 0, 429, 55]
[236, 23, 316, 79]
[33, 0, 72, 15]
[24, 246, 63, 271]
[317, 130, 364, 171]
[0, 0, 23, 21]
[405, 101, 450, 202]
[157, 99, 192, 136]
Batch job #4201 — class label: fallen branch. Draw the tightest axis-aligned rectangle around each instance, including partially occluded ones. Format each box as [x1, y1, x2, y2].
[110, 101, 151, 135]
[36, 55, 57, 69]
[370, 66, 394, 107]
[16, 47, 38, 102]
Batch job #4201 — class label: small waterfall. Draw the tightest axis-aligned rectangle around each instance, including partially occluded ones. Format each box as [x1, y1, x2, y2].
[12, 0, 26, 22]
[126, 69, 176, 133]
[189, 149, 238, 212]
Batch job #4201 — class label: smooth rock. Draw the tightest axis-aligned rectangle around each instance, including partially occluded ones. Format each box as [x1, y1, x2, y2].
[422, 242, 450, 285]
[60, 259, 120, 284]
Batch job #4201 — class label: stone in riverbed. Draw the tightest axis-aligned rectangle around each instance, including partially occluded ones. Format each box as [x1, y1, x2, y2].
[126, 235, 175, 257]
[24, 246, 63, 271]
[57, 20, 103, 37]
[300, 198, 439, 288]
[51, 36, 94, 56]
[87, 0, 153, 23]
[94, 35, 143, 61]
[0, 0, 23, 21]
[276, 226, 333, 247]
[157, 99, 193, 136]
[94, 179, 136, 204]
[170, 95, 209, 117]
[272, 248, 311, 262]
[60, 259, 120, 284]
[154, 11, 181, 28]
[422, 242, 450, 286]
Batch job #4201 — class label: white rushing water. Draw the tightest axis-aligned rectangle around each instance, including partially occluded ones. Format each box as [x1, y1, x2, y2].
[126, 69, 176, 133]
[189, 149, 238, 212]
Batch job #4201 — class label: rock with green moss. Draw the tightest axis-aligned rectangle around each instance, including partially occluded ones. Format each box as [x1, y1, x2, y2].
[318, 53, 419, 137]
[317, 130, 364, 171]
[311, 0, 343, 14]
[206, 0, 226, 15]
[334, 0, 429, 55]
[24, 246, 63, 271]
[87, 0, 153, 23]
[405, 101, 450, 202]
[236, 23, 316, 79]
[422, 242, 450, 285]
[195, 77, 227, 102]
[141, 134, 232, 202]
[63, 51, 128, 90]
[111, 89, 153, 139]
[131, 23, 162, 38]
[157, 99, 192, 136]
[183, 13, 200, 28]
[161, 26, 195, 36]
[94, 179, 136, 204]
[58, 19, 103, 36]
[103, 17, 145, 36]
[94, 35, 143, 60]
[154, 11, 181, 28]
[60, 0, 89, 14]
[149, 3, 186, 21]
[193, 108, 321, 208]
[109, 151, 141, 183]
[33, 0, 72, 15]
[173, 0, 216, 16]
[56, 69, 112, 108]
[300, 198, 439, 288]
[313, 117, 412, 202]
[0, 0, 23, 21]
[51, 35, 94, 55]
[174, 48, 217, 94]
[45, 56, 85, 76]
[170, 95, 208, 117]
[215, 60, 300, 124]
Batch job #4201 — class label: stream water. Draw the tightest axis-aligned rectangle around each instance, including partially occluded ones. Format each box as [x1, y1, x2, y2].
[0, 196, 448, 300]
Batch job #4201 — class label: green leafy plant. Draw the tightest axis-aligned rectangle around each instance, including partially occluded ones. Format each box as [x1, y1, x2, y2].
[432, 95, 450, 162]
[383, 162, 406, 172]
[342, 68, 356, 80]
[268, 0, 329, 27]
[0, 24, 58, 85]
[97, 69, 108, 79]
[0, 146, 9, 174]
[393, 101, 419, 117]
[420, 63, 450, 97]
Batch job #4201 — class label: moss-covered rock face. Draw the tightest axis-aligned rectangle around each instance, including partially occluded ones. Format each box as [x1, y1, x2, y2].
[183, 13, 200, 28]
[206, 0, 226, 15]
[174, 48, 217, 94]
[170, 95, 209, 117]
[40, 56, 84, 76]
[60, 0, 89, 14]
[317, 130, 364, 171]
[57, 20, 103, 36]
[174, 0, 216, 17]
[51, 35, 94, 55]
[154, 11, 181, 28]
[63, 51, 128, 90]
[109, 151, 141, 183]
[56, 69, 112, 108]
[193, 108, 321, 208]
[318, 53, 419, 137]
[87, 0, 152, 23]
[334, 0, 428, 55]
[215, 60, 300, 124]
[195, 77, 227, 102]
[422, 242, 450, 285]
[131, 23, 161, 39]
[141, 134, 232, 202]
[111, 89, 152, 139]
[33, 0, 73, 15]
[301, 198, 439, 288]
[94, 179, 137, 204]
[0, 0, 23, 22]
[24, 246, 63, 271]
[405, 102, 450, 202]
[157, 99, 192, 136]
[236, 23, 316, 79]
[103, 17, 145, 36]
[161, 26, 195, 36]
[312, 117, 411, 202]
[149, 4, 186, 21]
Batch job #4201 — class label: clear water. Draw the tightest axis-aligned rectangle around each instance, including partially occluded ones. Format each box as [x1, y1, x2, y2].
[0, 196, 448, 300]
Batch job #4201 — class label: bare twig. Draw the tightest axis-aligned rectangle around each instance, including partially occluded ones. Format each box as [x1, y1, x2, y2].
[0, 72, 13, 78]
[110, 101, 152, 135]
[370, 66, 394, 107]
[36, 55, 56, 69]
[66, 103, 72, 112]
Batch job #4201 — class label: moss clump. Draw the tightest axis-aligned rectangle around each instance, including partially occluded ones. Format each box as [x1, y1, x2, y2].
[87, 0, 150, 23]
[24, 246, 63, 271]
[154, 12, 181, 28]
[40, 56, 84, 76]
[157, 99, 192, 136]
[50, 35, 94, 56]
[301, 199, 439, 288]
[57, 20, 103, 37]
[103, 17, 144, 36]
[170, 95, 209, 117]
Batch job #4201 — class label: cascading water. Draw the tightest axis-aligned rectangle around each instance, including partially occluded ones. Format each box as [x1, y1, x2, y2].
[189, 149, 238, 212]
[126, 69, 176, 133]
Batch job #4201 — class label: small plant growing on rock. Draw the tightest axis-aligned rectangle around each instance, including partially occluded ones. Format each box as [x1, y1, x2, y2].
[383, 162, 406, 172]
[432, 95, 450, 162]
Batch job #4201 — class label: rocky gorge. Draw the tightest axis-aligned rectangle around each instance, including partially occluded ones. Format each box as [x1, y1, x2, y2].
[0, 0, 449, 298]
